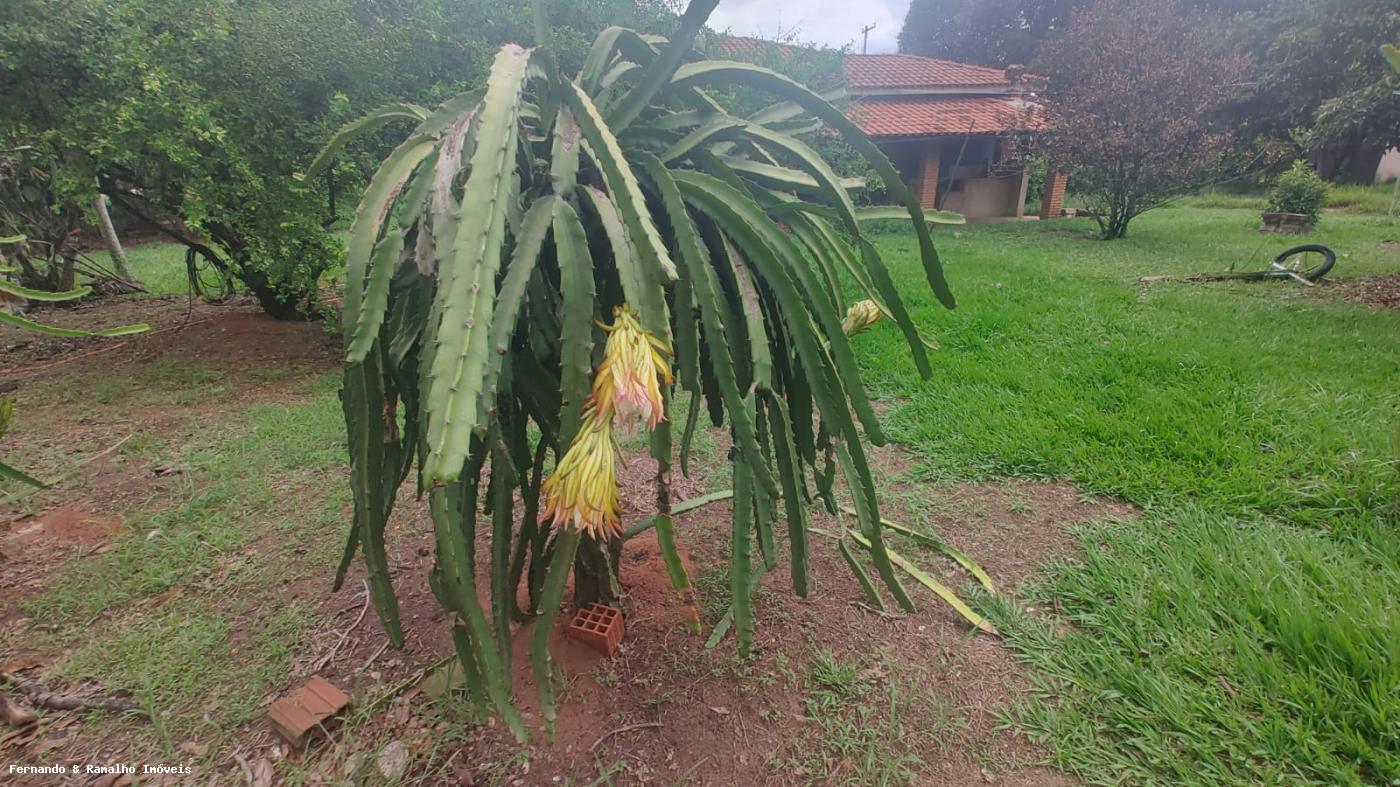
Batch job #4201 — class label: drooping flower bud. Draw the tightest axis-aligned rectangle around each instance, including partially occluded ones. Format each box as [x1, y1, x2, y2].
[842, 299, 883, 337]
[539, 406, 623, 540]
[539, 304, 672, 540]
[596, 305, 673, 431]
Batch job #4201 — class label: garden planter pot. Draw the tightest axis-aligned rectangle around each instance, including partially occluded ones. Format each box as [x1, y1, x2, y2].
[1260, 212, 1312, 233]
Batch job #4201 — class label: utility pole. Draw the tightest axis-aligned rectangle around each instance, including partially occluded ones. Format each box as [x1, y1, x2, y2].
[860, 23, 876, 54]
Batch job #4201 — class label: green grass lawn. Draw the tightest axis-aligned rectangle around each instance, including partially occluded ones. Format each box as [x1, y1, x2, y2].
[861, 207, 1400, 785]
[123, 240, 192, 296]
[1175, 181, 1397, 215]
[119, 232, 350, 298]
[13, 369, 349, 764]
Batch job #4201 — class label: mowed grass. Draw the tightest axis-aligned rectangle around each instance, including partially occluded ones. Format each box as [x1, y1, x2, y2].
[123, 240, 192, 296]
[13, 368, 350, 757]
[13, 208, 1396, 781]
[119, 232, 351, 299]
[1174, 181, 1397, 215]
[859, 207, 1400, 784]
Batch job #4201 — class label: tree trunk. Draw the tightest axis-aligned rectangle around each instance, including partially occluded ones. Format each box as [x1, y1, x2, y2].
[57, 254, 77, 292]
[203, 222, 317, 321]
[93, 189, 142, 289]
[1101, 205, 1131, 239]
[573, 536, 622, 606]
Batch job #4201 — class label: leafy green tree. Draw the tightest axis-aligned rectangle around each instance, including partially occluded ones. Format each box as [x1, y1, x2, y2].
[898, 0, 1085, 67]
[1, 0, 351, 316]
[0, 0, 675, 317]
[1259, 0, 1400, 180]
[1202, 0, 1399, 181]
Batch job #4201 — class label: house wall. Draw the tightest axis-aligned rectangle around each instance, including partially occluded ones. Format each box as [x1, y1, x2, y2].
[941, 174, 1026, 219]
[1377, 148, 1400, 184]
[876, 140, 927, 201]
[938, 135, 1025, 219]
[875, 135, 1034, 219]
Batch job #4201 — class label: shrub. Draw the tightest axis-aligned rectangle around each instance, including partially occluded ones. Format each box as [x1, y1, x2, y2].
[1266, 160, 1329, 224]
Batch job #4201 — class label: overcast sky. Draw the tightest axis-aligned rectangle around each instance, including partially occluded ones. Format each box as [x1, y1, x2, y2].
[706, 0, 912, 54]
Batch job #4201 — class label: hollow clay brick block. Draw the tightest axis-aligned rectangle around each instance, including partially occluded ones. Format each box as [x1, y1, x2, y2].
[566, 603, 624, 657]
[267, 675, 349, 745]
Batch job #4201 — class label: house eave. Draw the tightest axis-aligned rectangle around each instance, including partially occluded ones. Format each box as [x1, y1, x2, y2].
[863, 129, 1041, 141]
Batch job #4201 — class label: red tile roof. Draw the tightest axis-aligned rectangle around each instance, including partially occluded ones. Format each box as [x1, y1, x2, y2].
[848, 96, 1044, 138]
[715, 36, 798, 61]
[709, 37, 1046, 138]
[843, 54, 1013, 90]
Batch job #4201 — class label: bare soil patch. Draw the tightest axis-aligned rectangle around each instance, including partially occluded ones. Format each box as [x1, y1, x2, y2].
[1312, 274, 1400, 310]
[0, 505, 126, 621]
[0, 296, 337, 617]
[281, 449, 1131, 786]
[1, 294, 336, 376]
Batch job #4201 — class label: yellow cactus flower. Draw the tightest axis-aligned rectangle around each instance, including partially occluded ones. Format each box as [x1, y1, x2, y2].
[539, 407, 623, 540]
[842, 299, 883, 337]
[595, 305, 673, 430]
[540, 304, 672, 540]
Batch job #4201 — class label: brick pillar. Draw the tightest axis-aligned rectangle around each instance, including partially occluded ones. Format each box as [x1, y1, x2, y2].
[917, 141, 941, 210]
[1039, 169, 1067, 219]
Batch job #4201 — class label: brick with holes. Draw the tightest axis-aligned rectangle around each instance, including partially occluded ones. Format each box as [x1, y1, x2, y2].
[566, 603, 624, 657]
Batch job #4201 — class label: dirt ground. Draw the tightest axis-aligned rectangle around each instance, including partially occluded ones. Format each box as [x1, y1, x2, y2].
[1312, 273, 1400, 310]
[0, 294, 1134, 786]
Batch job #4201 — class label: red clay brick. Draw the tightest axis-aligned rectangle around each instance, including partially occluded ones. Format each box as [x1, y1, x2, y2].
[566, 603, 624, 657]
[267, 676, 349, 745]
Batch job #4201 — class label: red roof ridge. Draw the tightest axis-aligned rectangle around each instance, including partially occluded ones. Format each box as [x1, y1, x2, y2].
[711, 36, 1029, 92]
[846, 53, 1008, 76]
[713, 35, 800, 60]
[844, 52, 1018, 90]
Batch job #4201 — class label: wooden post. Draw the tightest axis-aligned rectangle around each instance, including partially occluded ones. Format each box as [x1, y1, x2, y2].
[917, 141, 941, 210]
[1039, 168, 1067, 220]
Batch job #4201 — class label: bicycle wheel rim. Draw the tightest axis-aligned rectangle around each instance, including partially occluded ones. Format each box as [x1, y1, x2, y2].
[1272, 244, 1335, 281]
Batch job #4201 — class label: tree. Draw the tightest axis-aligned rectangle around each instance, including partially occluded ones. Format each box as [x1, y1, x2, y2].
[0, 149, 140, 294]
[328, 0, 983, 735]
[0, 0, 372, 316]
[0, 0, 676, 318]
[1261, 0, 1400, 181]
[898, 0, 1085, 67]
[1196, 0, 1400, 182]
[1033, 0, 1251, 239]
